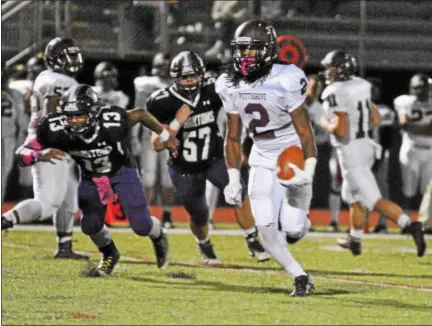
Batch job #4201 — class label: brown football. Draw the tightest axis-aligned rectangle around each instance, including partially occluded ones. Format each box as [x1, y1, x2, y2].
[277, 145, 305, 180]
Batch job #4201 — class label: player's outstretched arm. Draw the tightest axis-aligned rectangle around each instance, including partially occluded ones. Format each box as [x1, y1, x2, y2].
[127, 108, 179, 154]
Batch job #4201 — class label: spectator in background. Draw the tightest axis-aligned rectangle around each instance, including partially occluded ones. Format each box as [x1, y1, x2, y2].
[281, 0, 343, 19]
[205, 1, 248, 61]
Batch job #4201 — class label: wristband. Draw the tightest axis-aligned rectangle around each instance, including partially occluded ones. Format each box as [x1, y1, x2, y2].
[159, 129, 170, 142]
[227, 168, 240, 183]
[304, 157, 317, 176]
[169, 119, 181, 132]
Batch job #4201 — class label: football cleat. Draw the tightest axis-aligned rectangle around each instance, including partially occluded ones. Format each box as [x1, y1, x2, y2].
[87, 249, 120, 277]
[245, 235, 271, 262]
[1, 216, 13, 231]
[402, 222, 426, 257]
[337, 236, 361, 256]
[328, 221, 340, 232]
[162, 211, 174, 229]
[54, 241, 89, 260]
[372, 224, 387, 234]
[290, 274, 315, 297]
[198, 240, 221, 265]
[151, 230, 169, 269]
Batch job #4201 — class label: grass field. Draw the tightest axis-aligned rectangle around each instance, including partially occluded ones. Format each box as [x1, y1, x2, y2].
[1, 226, 431, 325]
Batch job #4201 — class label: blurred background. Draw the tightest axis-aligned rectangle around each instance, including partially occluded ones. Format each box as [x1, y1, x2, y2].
[2, 0, 431, 218]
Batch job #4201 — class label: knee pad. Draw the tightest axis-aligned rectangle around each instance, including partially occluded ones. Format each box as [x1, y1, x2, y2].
[184, 199, 209, 228]
[38, 201, 60, 220]
[281, 205, 310, 242]
[80, 214, 105, 236]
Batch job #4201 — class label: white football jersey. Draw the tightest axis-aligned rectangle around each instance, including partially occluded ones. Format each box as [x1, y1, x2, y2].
[307, 100, 329, 144]
[134, 75, 169, 108]
[29, 70, 77, 134]
[394, 94, 432, 147]
[8, 79, 33, 96]
[1, 88, 26, 138]
[216, 63, 307, 169]
[321, 76, 372, 147]
[92, 85, 129, 109]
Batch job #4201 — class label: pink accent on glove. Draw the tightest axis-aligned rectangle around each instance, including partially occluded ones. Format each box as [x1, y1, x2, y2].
[92, 176, 118, 205]
[16, 137, 43, 166]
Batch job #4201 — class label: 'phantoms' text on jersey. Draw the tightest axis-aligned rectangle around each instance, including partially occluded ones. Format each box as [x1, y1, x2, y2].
[147, 83, 224, 173]
[37, 106, 134, 178]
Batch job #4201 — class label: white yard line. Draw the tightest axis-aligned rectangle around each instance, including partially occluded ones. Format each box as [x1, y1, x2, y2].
[3, 242, 432, 293]
[7, 224, 432, 240]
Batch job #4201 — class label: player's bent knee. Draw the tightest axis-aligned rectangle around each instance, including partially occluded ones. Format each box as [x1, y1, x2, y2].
[81, 216, 105, 236]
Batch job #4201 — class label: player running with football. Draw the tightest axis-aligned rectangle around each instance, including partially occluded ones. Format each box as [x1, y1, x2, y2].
[17, 84, 181, 276]
[319, 50, 426, 257]
[2, 37, 87, 259]
[150, 51, 270, 264]
[216, 20, 317, 296]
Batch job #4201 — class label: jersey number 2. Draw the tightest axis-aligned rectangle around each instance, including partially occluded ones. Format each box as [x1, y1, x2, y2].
[183, 126, 211, 162]
[244, 103, 270, 135]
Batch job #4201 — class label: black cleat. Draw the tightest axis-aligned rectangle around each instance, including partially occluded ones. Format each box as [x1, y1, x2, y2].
[151, 230, 169, 269]
[198, 240, 221, 265]
[290, 274, 315, 297]
[373, 224, 387, 234]
[328, 221, 340, 232]
[54, 241, 89, 260]
[162, 211, 174, 229]
[86, 243, 120, 277]
[402, 222, 426, 257]
[337, 236, 361, 256]
[1, 216, 13, 231]
[245, 234, 271, 262]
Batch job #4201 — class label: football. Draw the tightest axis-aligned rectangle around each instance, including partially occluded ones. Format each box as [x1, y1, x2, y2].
[276, 145, 305, 180]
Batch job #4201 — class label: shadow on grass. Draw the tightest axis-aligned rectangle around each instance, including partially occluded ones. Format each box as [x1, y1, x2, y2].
[126, 275, 357, 297]
[120, 259, 432, 280]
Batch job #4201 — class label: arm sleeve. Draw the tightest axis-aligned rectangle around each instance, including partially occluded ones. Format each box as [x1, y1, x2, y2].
[215, 75, 237, 114]
[281, 66, 308, 113]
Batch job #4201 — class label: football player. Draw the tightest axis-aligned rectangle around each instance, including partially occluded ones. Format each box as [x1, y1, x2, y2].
[2, 37, 88, 259]
[12, 84, 180, 276]
[394, 73, 432, 220]
[150, 51, 270, 264]
[319, 50, 426, 257]
[132, 52, 176, 228]
[92, 61, 129, 108]
[9, 54, 46, 195]
[1, 63, 28, 201]
[368, 77, 397, 234]
[216, 20, 317, 296]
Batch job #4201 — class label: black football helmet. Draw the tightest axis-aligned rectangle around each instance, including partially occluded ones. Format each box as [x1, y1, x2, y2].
[59, 84, 100, 138]
[152, 52, 171, 78]
[409, 73, 429, 101]
[26, 53, 45, 81]
[320, 49, 357, 85]
[170, 51, 205, 99]
[230, 20, 278, 78]
[44, 37, 83, 75]
[94, 61, 118, 91]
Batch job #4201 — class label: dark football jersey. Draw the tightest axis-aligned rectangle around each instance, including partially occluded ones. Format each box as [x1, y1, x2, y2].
[147, 83, 224, 173]
[37, 106, 135, 178]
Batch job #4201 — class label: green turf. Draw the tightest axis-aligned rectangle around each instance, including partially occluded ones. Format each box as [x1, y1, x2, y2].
[2, 230, 431, 325]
